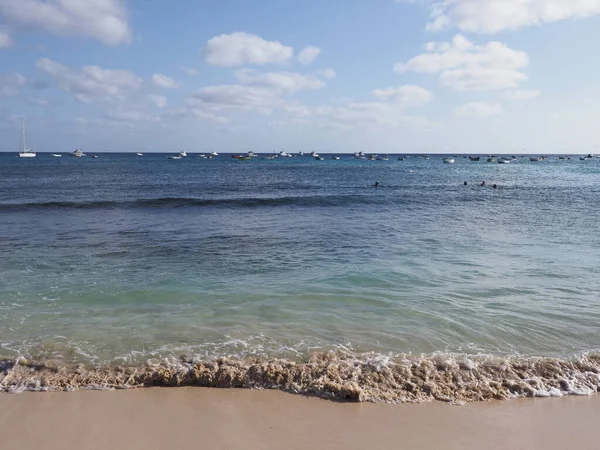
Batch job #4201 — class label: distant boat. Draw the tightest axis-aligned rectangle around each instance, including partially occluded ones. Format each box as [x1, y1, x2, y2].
[469, 156, 480, 162]
[92, 155, 98, 159]
[197, 154, 208, 159]
[51, 154, 62, 157]
[71, 149, 85, 157]
[210, 151, 218, 156]
[332, 156, 341, 160]
[314, 156, 324, 161]
[397, 157, 404, 161]
[354, 151, 366, 159]
[232, 154, 251, 160]
[179, 151, 187, 157]
[168, 155, 182, 160]
[368, 154, 377, 161]
[18, 118, 36, 158]
[376, 154, 389, 161]
[487, 157, 496, 163]
[279, 151, 292, 158]
[443, 158, 455, 164]
[310, 151, 319, 158]
[136, 152, 143, 156]
[498, 158, 511, 164]
[247, 151, 256, 158]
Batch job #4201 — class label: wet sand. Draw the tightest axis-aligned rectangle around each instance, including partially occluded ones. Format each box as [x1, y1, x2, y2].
[0, 388, 598, 450]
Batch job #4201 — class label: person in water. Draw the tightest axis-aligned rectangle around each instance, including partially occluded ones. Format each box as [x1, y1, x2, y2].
[464, 181, 468, 186]
[480, 181, 486, 186]
[493, 184, 497, 189]
[374, 182, 380, 187]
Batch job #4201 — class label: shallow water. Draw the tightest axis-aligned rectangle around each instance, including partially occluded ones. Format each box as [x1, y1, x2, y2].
[1, 153, 599, 400]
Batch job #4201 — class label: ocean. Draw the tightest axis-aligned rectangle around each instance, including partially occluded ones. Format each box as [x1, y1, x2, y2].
[1, 152, 599, 402]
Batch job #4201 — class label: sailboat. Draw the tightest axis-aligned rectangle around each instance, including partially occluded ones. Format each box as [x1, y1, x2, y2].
[18, 118, 36, 158]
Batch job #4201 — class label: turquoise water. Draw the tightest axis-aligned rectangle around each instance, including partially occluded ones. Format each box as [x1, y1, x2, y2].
[1, 153, 600, 400]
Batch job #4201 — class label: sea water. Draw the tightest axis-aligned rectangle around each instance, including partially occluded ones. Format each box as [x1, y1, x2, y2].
[1, 153, 599, 401]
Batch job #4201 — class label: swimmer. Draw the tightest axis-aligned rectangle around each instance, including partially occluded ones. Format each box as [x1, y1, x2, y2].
[374, 182, 380, 187]
[480, 180, 486, 187]
[464, 181, 468, 186]
[493, 184, 497, 189]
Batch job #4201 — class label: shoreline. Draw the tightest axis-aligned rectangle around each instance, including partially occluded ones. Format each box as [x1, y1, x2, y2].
[1, 388, 599, 449]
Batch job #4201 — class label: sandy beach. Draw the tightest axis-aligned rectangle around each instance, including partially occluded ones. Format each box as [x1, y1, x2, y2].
[0, 389, 598, 450]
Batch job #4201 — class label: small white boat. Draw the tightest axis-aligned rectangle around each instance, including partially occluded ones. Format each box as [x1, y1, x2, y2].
[310, 151, 319, 158]
[354, 151, 366, 159]
[443, 158, 455, 164]
[168, 155, 182, 160]
[197, 154, 208, 159]
[179, 151, 187, 157]
[315, 156, 324, 161]
[279, 151, 292, 157]
[332, 156, 341, 160]
[51, 154, 62, 157]
[136, 152, 143, 156]
[368, 154, 377, 160]
[498, 158, 510, 164]
[18, 118, 36, 158]
[298, 151, 304, 156]
[210, 151, 218, 156]
[487, 157, 496, 163]
[247, 151, 256, 158]
[530, 157, 541, 162]
[71, 149, 85, 157]
[376, 154, 389, 161]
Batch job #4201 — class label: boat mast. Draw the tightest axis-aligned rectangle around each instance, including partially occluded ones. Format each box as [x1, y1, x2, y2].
[20, 117, 25, 153]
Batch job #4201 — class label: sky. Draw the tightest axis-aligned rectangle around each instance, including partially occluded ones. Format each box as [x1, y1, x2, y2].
[1, 0, 600, 154]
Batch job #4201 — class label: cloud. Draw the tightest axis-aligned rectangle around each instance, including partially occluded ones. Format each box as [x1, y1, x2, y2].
[316, 68, 337, 79]
[151, 73, 179, 89]
[203, 32, 294, 66]
[505, 89, 540, 100]
[373, 85, 434, 107]
[297, 45, 321, 65]
[455, 102, 503, 118]
[0, 0, 131, 46]
[181, 66, 199, 76]
[36, 58, 142, 103]
[106, 108, 160, 123]
[0, 72, 25, 95]
[396, 34, 529, 91]
[0, 30, 12, 48]
[147, 94, 167, 108]
[192, 85, 284, 114]
[234, 69, 325, 93]
[426, 0, 600, 34]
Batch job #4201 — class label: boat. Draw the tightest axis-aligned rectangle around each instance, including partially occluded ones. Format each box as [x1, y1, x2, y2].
[580, 156, 587, 161]
[469, 156, 480, 161]
[314, 156, 324, 161]
[487, 157, 496, 163]
[498, 158, 510, 164]
[332, 156, 341, 160]
[18, 118, 36, 158]
[210, 151, 218, 156]
[51, 154, 62, 157]
[136, 152, 143, 156]
[197, 154, 208, 158]
[368, 154, 377, 161]
[354, 151, 366, 159]
[179, 151, 187, 157]
[168, 155, 182, 160]
[92, 155, 98, 159]
[376, 154, 389, 161]
[310, 151, 319, 158]
[279, 151, 292, 158]
[530, 157, 541, 162]
[298, 151, 304, 156]
[232, 154, 251, 160]
[247, 151, 256, 158]
[397, 157, 404, 161]
[559, 156, 566, 160]
[265, 154, 277, 160]
[443, 158, 455, 164]
[71, 149, 85, 157]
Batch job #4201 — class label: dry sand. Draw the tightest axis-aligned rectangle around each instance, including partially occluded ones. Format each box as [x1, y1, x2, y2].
[0, 388, 598, 450]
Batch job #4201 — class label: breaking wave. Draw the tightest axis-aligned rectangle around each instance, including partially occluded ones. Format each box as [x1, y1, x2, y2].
[2, 351, 599, 404]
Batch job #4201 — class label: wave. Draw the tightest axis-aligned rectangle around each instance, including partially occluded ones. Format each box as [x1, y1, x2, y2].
[2, 351, 599, 404]
[0, 195, 380, 212]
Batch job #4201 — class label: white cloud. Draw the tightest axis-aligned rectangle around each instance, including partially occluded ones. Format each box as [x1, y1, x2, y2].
[505, 89, 540, 100]
[203, 32, 294, 66]
[297, 45, 321, 65]
[234, 69, 324, 93]
[192, 85, 284, 114]
[0, 0, 131, 46]
[106, 108, 159, 123]
[147, 94, 167, 108]
[316, 68, 337, 79]
[455, 102, 503, 118]
[164, 106, 229, 123]
[0, 30, 12, 48]
[373, 85, 434, 107]
[0, 72, 25, 95]
[182, 66, 199, 76]
[396, 34, 529, 91]
[426, 0, 600, 34]
[151, 73, 179, 89]
[36, 58, 142, 103]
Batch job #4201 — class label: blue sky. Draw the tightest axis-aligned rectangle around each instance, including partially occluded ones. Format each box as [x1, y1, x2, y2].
[1, 0, 600, 153]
